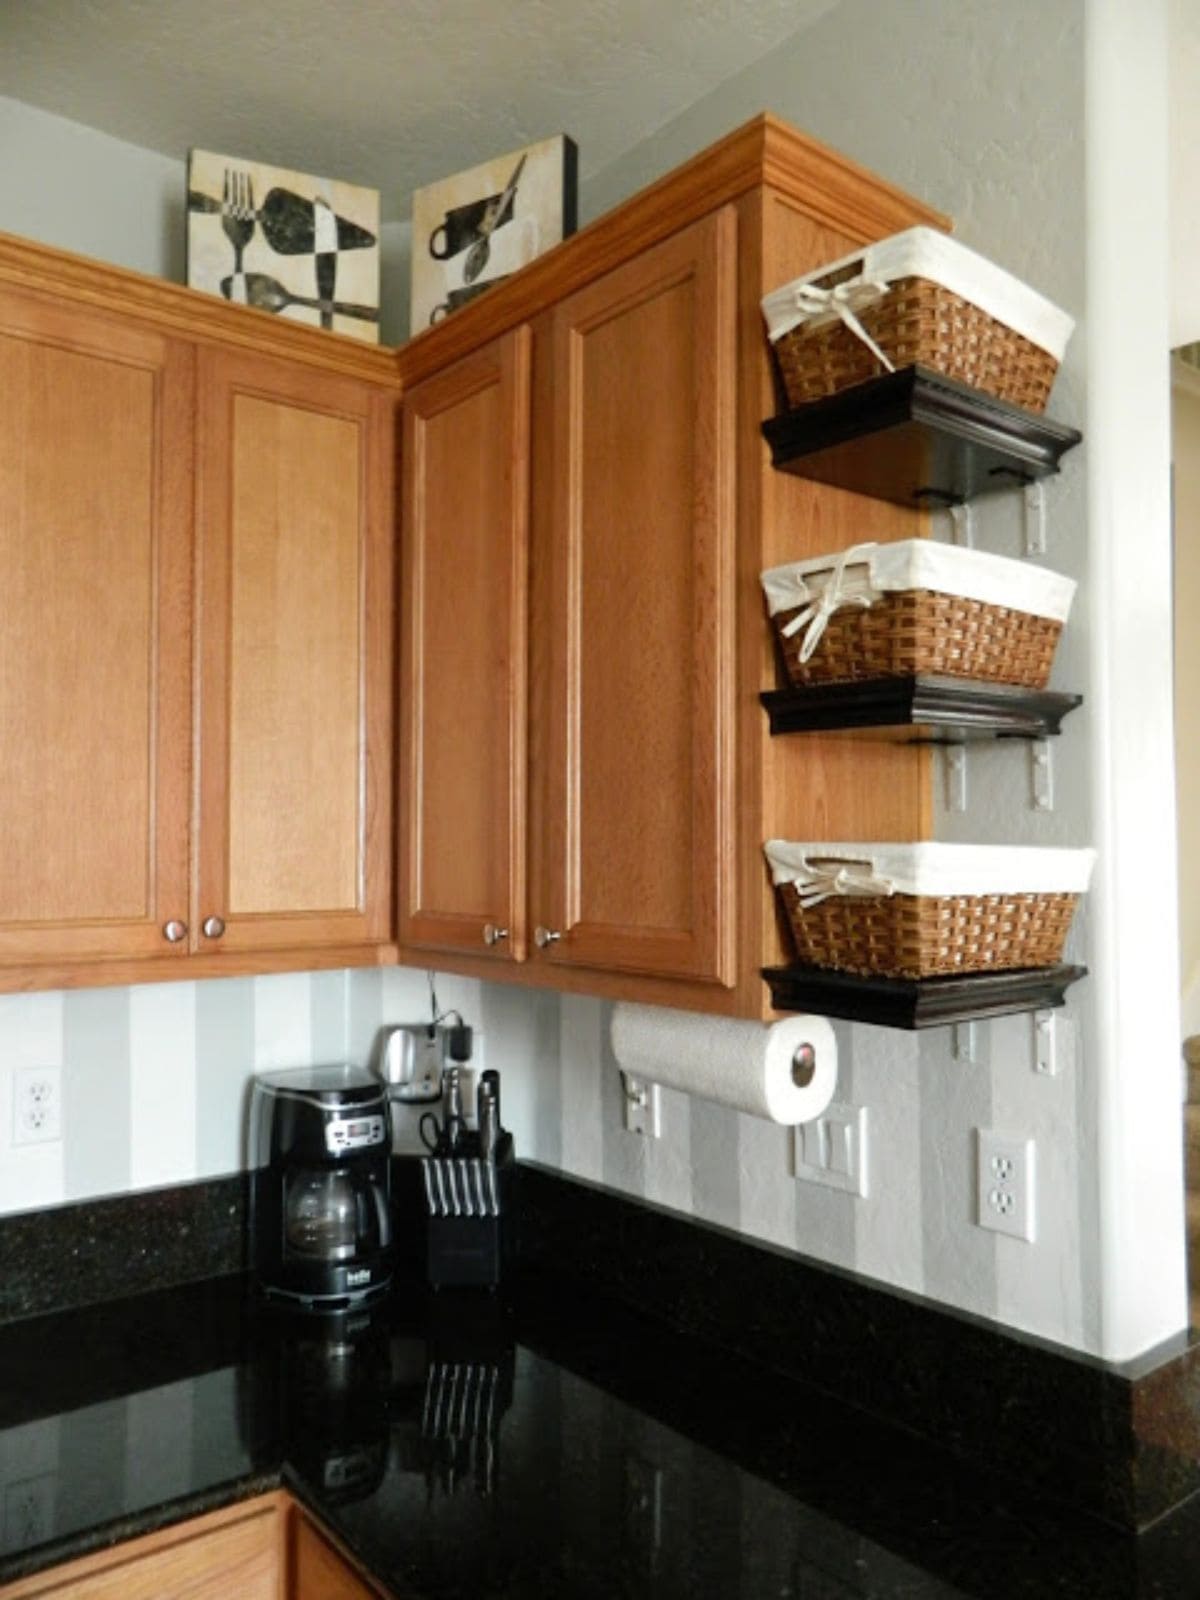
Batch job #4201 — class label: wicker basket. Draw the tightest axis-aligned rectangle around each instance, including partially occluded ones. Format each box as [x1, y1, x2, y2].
[764, 842, 1094, 980]
[761, 541, 1075, 691]
[762, 229, 1074, 415]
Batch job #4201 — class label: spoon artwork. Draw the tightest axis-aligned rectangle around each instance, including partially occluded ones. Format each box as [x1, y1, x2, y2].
[462, 153, 527, 285]
[220, 272, 379, 324]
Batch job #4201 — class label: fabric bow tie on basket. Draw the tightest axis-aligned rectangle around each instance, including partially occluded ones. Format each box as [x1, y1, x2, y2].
[788, 276, 895, 371]
[776, 540, 881, 663]
[791, 857, 896, 909]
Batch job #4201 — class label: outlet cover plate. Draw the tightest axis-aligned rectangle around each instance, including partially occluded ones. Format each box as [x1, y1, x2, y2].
[795, 1102, 868, 1197]
[12, 1065, 62, 1146]
[976, 1128, 1035, 1241]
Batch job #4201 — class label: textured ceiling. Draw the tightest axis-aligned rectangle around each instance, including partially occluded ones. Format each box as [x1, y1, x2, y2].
[0, 0, 842, 221]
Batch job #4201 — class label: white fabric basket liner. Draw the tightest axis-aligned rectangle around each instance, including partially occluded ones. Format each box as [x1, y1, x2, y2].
[764, 840, 1097, 902]
[762, 227, 1075, 361]
[761, 540, 1076, 625]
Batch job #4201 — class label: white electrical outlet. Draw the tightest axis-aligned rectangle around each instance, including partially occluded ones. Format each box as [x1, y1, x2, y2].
[976, 1129, 1035, 1241]
[12, 1065, 62, 1146]
[794, 1103, 868, 1197]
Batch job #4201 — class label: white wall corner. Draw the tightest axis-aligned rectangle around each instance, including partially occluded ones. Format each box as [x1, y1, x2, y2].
[1085, 0, 1189, 1357]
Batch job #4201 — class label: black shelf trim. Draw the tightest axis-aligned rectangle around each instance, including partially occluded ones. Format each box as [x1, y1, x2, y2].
[759, 675, 1082, 741]
[762, 962, 1087, 1029]
[761, 365, 1082, 507]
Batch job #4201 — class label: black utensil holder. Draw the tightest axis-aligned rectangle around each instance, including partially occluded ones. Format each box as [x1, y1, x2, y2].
[421, 1138, 515, 1290]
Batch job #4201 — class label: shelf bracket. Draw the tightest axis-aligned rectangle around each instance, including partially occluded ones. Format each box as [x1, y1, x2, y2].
[1023, 479, 1047, 556]
[1030, 738, 1054, 812]
[953, 1021, 978, 1063]
[943, 744, 968, 812]
[1033, 1010, 1060, 1076]
[949, 502, 974, 549]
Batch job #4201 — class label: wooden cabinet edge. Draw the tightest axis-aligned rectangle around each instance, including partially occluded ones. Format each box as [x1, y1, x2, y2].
[0, 1490, 290, 1599]
[0, 944, 399, 996]
[393, 940, 765, 1018]
[287, 1499, 394, 1600]
[0, 1491, 396, 1600]
[0, 231, 400, 389]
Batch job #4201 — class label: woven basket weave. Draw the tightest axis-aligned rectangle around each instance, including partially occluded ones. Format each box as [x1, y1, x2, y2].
[772, 276, 1060, 413]
[772, 588, 1062, 690]
[778, 882, 1078, 980]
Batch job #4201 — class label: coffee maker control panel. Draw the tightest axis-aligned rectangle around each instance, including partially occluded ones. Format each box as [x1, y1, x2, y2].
[325, 1114, 387, 1156]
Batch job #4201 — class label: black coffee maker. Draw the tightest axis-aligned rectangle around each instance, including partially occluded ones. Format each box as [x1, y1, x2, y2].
[250, 1064, 393, 1312]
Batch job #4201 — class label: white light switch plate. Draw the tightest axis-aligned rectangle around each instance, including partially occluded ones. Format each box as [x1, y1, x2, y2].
[794, 1102, 868, 1197]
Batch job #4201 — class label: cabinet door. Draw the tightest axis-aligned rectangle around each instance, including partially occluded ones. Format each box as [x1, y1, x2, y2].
[5, 1499, 280, 1600]
[535, 209, 738, 985]
[291, 1511, 382, 1600]
[398, 329, 530, 963]
[0, 289, 192, 966]
[196, 347, 394, 954]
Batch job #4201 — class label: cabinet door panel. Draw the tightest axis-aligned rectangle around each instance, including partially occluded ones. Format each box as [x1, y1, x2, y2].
[399, 330, 530, 962]
[539, 210, 737, 984]
[0, 291, 192, 964]
[198, 348, 393, 952]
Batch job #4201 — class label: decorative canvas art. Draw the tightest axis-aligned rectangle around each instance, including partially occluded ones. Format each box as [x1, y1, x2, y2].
[411, 135, 578, 332]
[187, 149, 381, 343]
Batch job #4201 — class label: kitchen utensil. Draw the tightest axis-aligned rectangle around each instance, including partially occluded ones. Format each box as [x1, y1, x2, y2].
[462, 154, 527, 284]
[221, 169, 255, 275]
[314, 196, 338, 330]
[219, 272, 379, 325]
[430, 276, 510, 324]
[258, 187, 377, 255]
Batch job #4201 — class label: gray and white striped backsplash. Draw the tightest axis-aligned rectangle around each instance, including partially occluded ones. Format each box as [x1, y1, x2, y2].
[0, 968, 1092, 1353]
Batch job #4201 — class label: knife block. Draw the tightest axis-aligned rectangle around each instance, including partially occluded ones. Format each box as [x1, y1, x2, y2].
[422, 1136, 515, 1290]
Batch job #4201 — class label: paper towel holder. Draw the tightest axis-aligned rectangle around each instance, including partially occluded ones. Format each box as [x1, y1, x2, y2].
[791, 1041, 818, 1089]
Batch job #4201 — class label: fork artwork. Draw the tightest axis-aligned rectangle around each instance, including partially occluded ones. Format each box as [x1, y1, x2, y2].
[220, 169, 256, 280]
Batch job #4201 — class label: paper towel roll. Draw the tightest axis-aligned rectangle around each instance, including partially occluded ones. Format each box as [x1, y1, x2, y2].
[610, 1004, 837, 1125]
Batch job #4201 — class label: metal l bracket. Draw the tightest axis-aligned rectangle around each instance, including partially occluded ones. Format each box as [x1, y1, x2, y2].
[949, 502, 975, 548]
[1023, 480, 1047, 556]
[1030, 738, 1054, 811]
[943, 744, 968, 813]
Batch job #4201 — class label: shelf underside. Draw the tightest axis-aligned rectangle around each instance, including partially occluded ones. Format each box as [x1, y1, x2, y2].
[762, 962, 1087, 1029]
[762, 365, 1082, 507]
[760, 675, 1082, 742]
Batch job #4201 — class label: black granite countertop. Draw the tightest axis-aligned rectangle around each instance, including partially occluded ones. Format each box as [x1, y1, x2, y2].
[2, 1267, 1200, 1598]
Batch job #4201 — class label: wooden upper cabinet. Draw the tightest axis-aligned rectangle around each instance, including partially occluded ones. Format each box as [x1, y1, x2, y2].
[0, 288, 193, 965]
[398, 328, 531, 963]
[534, 209, 738, 985]
[195, 345, 394, 954]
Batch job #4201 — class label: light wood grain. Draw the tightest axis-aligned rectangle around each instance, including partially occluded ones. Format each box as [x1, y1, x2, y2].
[535, 209, 737, 986]
[749, 188, 933, 1004]
[0, 1494, 284, 1600]
[0, 287, 193, 964]
[289, 1509, 387, 1600]
[0, 233, 398, 387]
[0, 943, 397, 995]
[398, 329, 530, 964]
[195, 345, 395, 953]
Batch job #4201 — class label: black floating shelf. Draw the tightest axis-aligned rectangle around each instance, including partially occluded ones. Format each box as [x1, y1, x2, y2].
[762, 962, 1087, 1030]
[761, 365, 1082, 508]
[760, 674, 1082, 743]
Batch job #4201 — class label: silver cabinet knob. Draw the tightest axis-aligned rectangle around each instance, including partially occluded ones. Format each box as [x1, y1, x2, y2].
[534, 926, 562, 949]
[202, 915, 226, 939]
[482, 923, 509, 947]
[162, 919, 187, 943]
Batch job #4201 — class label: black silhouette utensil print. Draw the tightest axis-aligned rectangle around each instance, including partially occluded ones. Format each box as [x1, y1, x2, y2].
[220, 169, 255, 274]
[257, 187, 377, 255]
[462, 154, 527, 284]
[220, 272, 379, 325]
